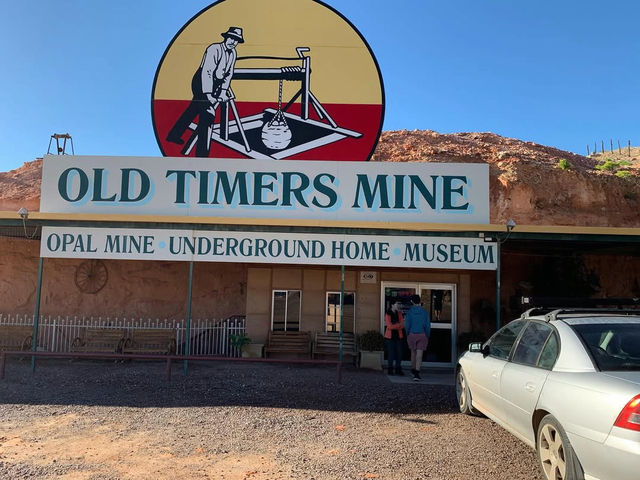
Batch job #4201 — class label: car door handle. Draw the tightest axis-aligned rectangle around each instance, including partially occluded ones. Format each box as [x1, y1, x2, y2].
[491, 371, 498, 379]
[525, 382, 536, 392]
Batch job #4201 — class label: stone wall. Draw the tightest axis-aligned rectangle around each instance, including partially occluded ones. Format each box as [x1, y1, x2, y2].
[0, 236, 246, 321]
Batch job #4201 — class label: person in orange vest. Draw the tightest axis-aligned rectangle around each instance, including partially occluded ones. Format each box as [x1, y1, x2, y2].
[384, 299, 405, 375]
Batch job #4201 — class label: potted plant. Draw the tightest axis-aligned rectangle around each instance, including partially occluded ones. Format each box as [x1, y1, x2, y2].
[357, 330, 385, 370]
[230, 334, 264, 358]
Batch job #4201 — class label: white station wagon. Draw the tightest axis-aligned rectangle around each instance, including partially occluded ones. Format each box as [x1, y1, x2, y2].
[456, 308, 640, 480]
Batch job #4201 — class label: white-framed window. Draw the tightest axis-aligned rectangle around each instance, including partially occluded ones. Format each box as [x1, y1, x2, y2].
[271, 290, 301, 331]
[326, 291, 355, 333]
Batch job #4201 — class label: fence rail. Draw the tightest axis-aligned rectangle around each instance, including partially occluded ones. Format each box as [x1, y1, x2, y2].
[0, 314, 246, 357]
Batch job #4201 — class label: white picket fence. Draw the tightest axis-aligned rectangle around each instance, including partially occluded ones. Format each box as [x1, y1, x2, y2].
[0, 314, 246, 357]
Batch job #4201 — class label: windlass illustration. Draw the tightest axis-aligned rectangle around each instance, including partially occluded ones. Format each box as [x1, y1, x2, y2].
[165, 27, 362, 159]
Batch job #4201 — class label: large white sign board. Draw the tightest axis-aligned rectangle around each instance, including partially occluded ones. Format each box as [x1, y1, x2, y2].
[40, 156, 490, 225]
[41, 227, 497, 270]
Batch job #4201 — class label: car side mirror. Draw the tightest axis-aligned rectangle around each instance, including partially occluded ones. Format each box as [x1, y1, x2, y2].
[469, 342, 490, 357]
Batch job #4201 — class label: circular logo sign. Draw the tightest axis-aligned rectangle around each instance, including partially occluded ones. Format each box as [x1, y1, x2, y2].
[152, 0, 384, 161]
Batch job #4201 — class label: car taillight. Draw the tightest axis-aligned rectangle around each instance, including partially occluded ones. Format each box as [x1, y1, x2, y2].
[614, 394, 640, 432]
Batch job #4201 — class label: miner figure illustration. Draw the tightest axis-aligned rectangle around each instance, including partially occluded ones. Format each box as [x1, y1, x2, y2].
[166, 26, 244, 157]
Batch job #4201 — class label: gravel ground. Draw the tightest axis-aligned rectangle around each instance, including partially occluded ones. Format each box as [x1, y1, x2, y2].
[0, 359, 541, 480]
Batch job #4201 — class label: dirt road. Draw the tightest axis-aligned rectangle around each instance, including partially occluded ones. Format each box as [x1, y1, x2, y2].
[0, 360, 539, 479]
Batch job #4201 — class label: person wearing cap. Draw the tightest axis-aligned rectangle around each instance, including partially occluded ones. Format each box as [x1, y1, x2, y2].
[167, 26, 245, 156]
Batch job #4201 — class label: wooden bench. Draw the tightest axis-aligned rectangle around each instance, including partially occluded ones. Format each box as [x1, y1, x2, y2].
[72, 328, 126, 353]
[122, 329, 176, 355]
[312, 332, 357, 362]
[0, 325, 33, 351]
[265, 331, 311, 358]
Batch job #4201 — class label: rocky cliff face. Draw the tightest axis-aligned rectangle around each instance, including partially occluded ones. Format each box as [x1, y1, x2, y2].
[372, 131, 640, 227]
[2, 130, 639, 226]
[0, 157, 42, 213]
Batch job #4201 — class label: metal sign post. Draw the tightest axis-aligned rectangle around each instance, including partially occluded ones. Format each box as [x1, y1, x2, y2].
[31, 257, 44, 372]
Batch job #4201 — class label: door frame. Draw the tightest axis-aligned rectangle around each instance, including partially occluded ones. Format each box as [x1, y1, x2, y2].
[380, 281, 457, 367]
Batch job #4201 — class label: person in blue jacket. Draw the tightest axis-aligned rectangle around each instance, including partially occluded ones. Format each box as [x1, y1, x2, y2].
[404, 294, 430, 381]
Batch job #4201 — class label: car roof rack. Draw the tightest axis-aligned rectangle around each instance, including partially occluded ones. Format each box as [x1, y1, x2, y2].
[543, 308, 640, 322]
[521, 296, 640, 309]
[521, 308, 556, 319]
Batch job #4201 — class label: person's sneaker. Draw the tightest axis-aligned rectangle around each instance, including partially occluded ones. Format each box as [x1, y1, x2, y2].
[415, 371, 422, 380]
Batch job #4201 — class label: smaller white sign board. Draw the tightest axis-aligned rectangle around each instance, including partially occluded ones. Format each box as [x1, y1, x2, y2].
[41, 227, 497, 271]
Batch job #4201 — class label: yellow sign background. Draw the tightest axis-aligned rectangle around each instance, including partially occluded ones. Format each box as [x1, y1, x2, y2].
[154, 0, 383, 105]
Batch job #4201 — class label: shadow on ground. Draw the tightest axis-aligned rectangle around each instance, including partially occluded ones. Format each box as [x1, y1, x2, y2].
[0, 359, 458, 414]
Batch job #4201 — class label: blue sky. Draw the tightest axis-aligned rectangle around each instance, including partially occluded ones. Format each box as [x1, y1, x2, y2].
[0, 0, 638, 172]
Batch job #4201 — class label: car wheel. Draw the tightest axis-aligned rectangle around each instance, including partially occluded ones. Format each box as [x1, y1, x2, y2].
[456, 367, 479, 415]
[537, 414, 584, 480]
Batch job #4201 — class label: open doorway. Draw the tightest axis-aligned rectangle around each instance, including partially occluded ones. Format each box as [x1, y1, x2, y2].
[381, 282, 457, 367]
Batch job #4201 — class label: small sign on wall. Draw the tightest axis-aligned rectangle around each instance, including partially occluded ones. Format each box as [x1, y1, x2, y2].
[360, 271, 377, 284]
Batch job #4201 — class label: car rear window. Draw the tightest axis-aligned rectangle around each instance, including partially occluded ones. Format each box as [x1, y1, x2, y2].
[512, 321, 556, 368]
[572, 322, 640, 371]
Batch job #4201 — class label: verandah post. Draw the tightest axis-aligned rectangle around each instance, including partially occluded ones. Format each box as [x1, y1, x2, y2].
[1, 352, 6, 379]
[183, 261, 194, 375]
[31, 257, 44, 373]
[339, 265, 344, 363]
[495, 242, 501, 333]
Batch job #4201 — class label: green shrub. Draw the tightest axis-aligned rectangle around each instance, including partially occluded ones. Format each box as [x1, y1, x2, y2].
[595, 159, 617, 171]
[616, 170, 632, 178]
[557, 158, 571, 170]
[595, 158, 631, 172]
[358, 330, 385, 351]
[230, 333, 251, 349]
